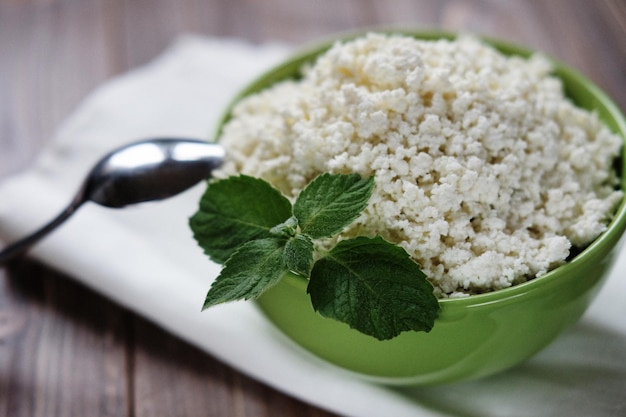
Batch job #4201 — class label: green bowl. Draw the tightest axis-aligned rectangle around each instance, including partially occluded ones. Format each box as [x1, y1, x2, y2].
[214, 30, 626, 385]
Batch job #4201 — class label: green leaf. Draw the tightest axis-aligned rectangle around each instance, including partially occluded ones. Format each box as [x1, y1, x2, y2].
[203, 238, 287, 309]
[308, 236, 440, 340]
[294, 173, 374, 239]
[284, 234, 315, 277]
[190, 175, 292, 263]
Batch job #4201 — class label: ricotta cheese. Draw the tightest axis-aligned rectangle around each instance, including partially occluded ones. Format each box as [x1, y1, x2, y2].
[216, 33, 623, 296]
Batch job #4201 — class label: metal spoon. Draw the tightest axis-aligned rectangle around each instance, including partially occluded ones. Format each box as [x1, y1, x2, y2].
[0, 138, 225, 264]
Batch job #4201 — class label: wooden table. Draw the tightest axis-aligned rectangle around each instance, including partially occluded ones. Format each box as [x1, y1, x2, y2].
[0, 1, 624, 416]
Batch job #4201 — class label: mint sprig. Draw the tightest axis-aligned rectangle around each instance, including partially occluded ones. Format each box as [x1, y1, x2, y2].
[190, 173, 440, 340]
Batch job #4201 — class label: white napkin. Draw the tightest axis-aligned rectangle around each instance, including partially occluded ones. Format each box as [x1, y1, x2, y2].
[1, 35, 625, 417]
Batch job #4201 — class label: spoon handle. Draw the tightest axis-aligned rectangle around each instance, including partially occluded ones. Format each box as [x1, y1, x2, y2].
[0, 199, 83, 265]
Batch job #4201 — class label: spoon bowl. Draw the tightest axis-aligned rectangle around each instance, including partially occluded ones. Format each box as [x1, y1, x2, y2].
[0, 138, 224, 264]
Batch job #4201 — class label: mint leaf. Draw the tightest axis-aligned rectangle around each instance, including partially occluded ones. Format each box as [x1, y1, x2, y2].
[294, 173, 374, 238]
[284, 234, 314, 276]
[190, 175, 292, 263]
[308, 236, 440, 340]
[203, 238, 287, 309]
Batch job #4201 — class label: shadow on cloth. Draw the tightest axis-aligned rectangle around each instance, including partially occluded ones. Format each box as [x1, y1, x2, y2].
[392, 321, 626, 417]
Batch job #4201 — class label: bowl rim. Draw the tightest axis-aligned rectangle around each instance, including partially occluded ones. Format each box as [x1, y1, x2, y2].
[214, 28, 626, 309]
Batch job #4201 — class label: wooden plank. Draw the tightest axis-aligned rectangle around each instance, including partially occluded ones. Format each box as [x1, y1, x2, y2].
[0, 0, 122, 177]
[0, 261, 129, 417]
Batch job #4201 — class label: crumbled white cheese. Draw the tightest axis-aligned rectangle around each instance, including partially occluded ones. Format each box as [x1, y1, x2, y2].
[216, 33, 624, 296]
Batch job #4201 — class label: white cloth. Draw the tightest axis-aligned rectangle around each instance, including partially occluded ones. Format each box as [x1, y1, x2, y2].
[1, 35, 625, 417]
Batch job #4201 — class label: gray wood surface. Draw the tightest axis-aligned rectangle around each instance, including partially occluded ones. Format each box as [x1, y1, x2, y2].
[0, 1, 624, 416]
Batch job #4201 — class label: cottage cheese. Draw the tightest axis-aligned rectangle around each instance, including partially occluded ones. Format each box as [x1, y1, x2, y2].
[216, 33, 623, 296]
